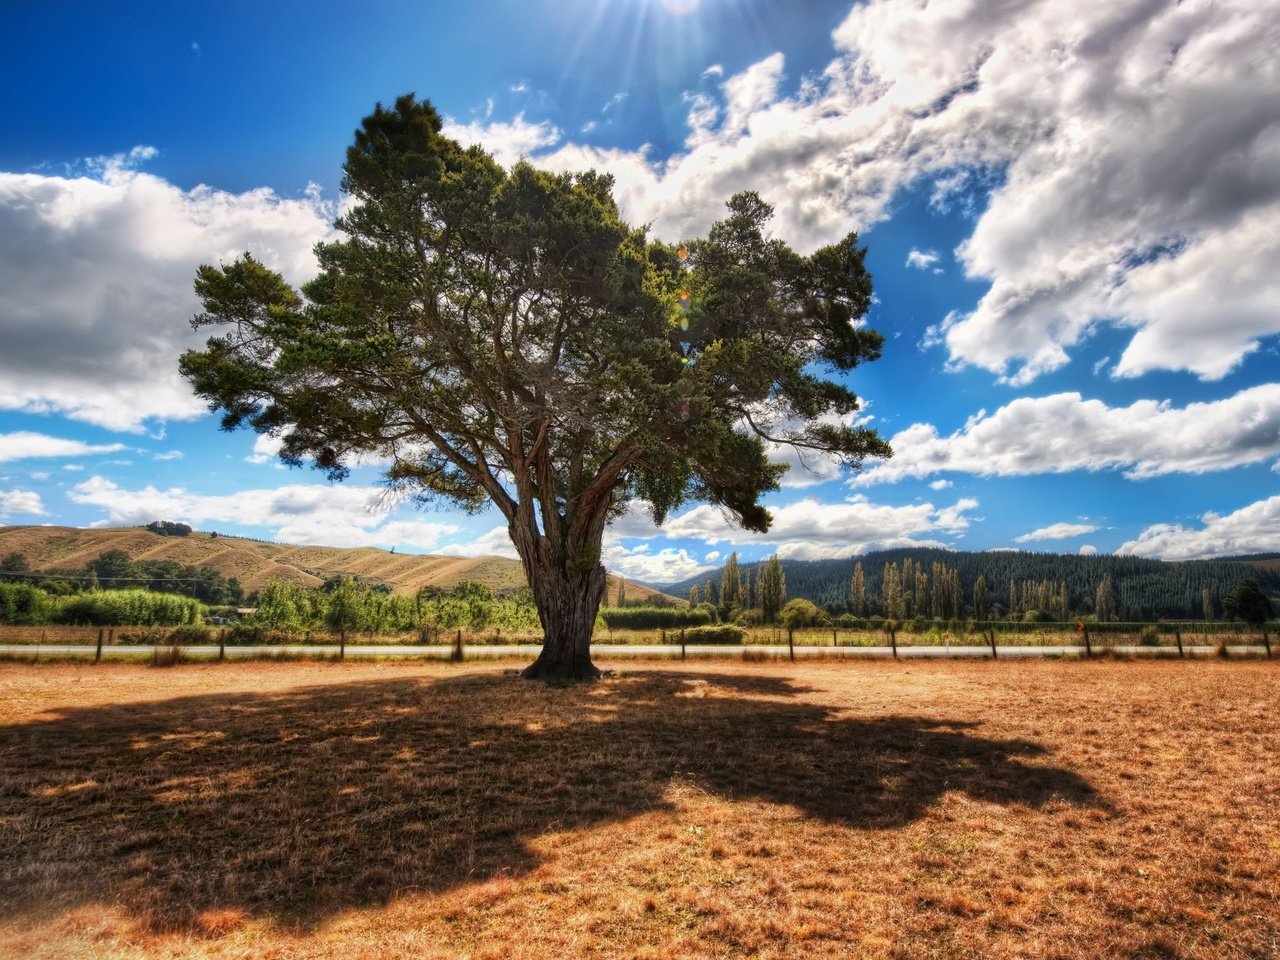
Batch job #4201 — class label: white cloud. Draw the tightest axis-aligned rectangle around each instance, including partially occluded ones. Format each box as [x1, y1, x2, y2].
[704, 550, 721, 562]
[0, 489, 46, 517]
[1079, 544, 1098, 556]
[436, 525, 519, 560]
[61, 464, 84, 472]
[153, 450, 184, 461]
[906, 248, 940, 270]
[1118, 495, 1280, 560]
[65, 475, 459, 550]
[0, 152, 334, 432]
[245, 433, 285, 465]
[0, 432, 127, 463]
[603, 543, 715, 583]
[520, 0, 1280, 384]
[928, 479, 952, 490]
[701, 64, 725, 79]
[660, 494, 979, 560]
[1014, 522, 1099, 543]
[442, 113, 561, 168]
[856, 384, 1280, 485]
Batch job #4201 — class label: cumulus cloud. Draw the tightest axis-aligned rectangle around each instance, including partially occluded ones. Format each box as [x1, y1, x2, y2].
[0, 152, 334, 432]
[0, 489, 46, 517]
[1014, 522, 1099, 543]
[1079, 544, 1098, 556]
[1118, 495, 1280, 560]
[929, 479, 953, 490]
[515, 0, 1280, 384]
[659, 494, 979, 560]
[0, 432, 127, 463]
[436, 525, 519, 560]
[442, 113, 562, 168]
[66, 475, 458, 550]
[855, 384, 1280, 485]
[603, 544, 715, 583]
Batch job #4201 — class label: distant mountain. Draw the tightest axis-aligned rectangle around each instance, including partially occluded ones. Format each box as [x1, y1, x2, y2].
[0, 525, 675, 602]
[652, 547, 1280, 620]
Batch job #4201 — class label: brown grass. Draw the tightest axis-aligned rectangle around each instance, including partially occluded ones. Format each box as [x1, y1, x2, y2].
[0, 524, 673, 601]
[0, 659, 1277, 959]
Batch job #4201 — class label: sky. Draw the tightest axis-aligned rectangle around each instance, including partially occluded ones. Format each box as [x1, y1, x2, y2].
[1, 0, 1278, 584]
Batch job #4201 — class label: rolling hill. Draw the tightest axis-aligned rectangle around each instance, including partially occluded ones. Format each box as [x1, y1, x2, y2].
[0, 525, 676, 602]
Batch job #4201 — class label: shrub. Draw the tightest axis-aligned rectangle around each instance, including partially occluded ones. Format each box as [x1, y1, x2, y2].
[683, 624, 747, 644]
[780, 599, 829, 629]
[602, 605, 714, 630]
[1139, 624, 1161, 646]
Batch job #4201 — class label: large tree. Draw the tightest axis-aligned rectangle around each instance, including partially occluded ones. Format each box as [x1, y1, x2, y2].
[180, 94, 890, 680]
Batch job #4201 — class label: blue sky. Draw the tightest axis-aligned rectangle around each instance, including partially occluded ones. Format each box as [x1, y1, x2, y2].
[1, 0, 1278, 583]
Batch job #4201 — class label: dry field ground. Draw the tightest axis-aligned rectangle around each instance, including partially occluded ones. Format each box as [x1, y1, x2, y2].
[0, 659, 1276, 959]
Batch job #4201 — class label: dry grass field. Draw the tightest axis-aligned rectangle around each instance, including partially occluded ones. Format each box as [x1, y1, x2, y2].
[0, 659, 1276, 959]
[0, 525, 673, 601]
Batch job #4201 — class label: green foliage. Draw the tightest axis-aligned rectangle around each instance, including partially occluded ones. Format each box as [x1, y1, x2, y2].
[601, 605, 713, 630]
[780, 598, 828, 629]
[759, 555, 786, 623]
[0, 582, 52, 624]
[145, 521, 192, 537]
[1223, 579, 1274, 626]
[1138, 624, 1161, 646]
[52, 590, 203, 626]
[178, 93, 888, 673]
[683, 624, 747, 644]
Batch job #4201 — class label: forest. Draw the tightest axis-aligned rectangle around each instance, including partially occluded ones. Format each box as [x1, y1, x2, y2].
[659, 548, 1280, 621]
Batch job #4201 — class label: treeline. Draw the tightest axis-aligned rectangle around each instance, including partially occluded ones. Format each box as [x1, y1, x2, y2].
[662, 548, 1280, 621]
[0, 583, 203, 626]
[0, 549, 243, 605]
[245, 580, 543, 636]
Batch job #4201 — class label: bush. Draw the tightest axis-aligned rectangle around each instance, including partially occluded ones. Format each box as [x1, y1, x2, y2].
[780, 599, 829, 629]
[683, 624, 747, 644]
[0, 582, 53, 625]
[602, 605, 713, 630]
[1139, 624, 1161, 646]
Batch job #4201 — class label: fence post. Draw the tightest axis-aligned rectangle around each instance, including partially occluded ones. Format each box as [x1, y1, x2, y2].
[451, 628, 463, 663]
[1174, 627, 1183, 658]
[987, 628, 998, 660]
[1263, 628, 1272, 660]
[680, 628, 686, 661]
[833, 627, 837, 648]
[1080, 621, 1091, 658]
[788, 627, 795, 662]
[107, 628, 114, 647]
[219, 629, 226, 662]
[96, 628, 104, 663]
[889, 624, 897, 659]
[340, 627, 346, 662]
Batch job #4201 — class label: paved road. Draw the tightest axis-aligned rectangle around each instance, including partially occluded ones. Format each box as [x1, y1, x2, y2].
[1, 643, 1269, 660]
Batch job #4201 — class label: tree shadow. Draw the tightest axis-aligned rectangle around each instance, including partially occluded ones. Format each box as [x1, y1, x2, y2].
[0, 669, 1106, 932]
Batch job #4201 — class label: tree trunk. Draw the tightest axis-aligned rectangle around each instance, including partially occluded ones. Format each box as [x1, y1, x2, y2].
[521, 560, 607, 681]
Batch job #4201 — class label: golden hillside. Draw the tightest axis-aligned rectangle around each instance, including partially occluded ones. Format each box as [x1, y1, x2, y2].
[0, 525, 676, 602]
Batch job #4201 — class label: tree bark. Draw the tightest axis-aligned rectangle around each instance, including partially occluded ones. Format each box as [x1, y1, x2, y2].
[521, 560, 606, 681]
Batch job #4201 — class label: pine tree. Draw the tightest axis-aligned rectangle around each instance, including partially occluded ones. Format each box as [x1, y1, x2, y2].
[759, 555, 786, 624]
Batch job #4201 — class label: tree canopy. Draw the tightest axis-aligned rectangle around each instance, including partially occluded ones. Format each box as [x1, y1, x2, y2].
[180, 94, 889, 679]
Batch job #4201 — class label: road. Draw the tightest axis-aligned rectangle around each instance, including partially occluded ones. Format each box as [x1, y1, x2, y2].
[0, 643, 1269, 660]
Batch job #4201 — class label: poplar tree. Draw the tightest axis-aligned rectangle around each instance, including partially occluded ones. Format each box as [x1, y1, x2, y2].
[850, 561, 866, 617]
[759, 555, 787, 624]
